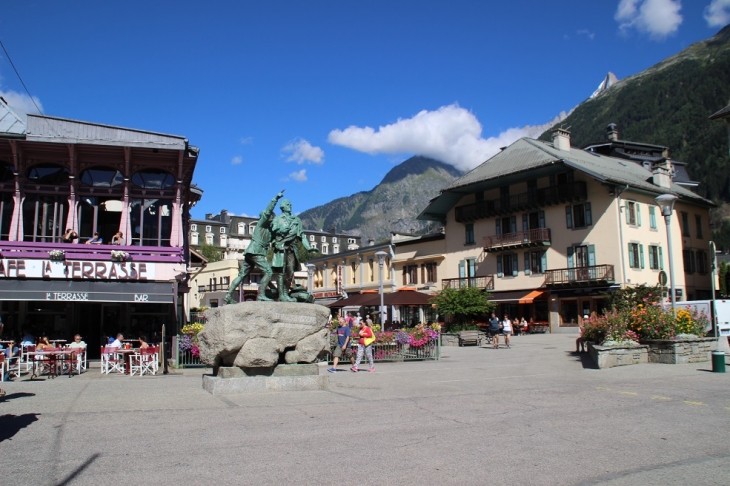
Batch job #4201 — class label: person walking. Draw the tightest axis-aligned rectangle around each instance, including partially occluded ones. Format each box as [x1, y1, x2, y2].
[489, 312, 501, 349]
[352, 319, 376, 372]
[502, 314, 513, 349]
[329, 318, 353, 372]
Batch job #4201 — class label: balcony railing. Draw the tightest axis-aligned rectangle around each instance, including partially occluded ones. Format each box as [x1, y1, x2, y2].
[0, 241, 184, 263]
[483, 228, 551, 252]
[455, 181, 587, 222]
[543, 264, 615, 287]
[442, 275, 494, 290]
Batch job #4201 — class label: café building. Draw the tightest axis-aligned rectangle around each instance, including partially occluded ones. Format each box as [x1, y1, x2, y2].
[0, 100, 200, 356]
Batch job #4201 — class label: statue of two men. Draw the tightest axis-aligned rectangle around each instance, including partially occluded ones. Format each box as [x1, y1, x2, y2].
[224, 191, 313, 304]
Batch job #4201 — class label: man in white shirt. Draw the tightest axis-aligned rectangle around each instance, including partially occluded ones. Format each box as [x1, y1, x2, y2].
[110, 333, 124, 348]
[355, 313, 362, 327]
[68, 334, 87, 349]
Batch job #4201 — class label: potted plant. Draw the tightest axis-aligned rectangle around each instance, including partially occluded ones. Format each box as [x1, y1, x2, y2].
[49, 249, 65, 261]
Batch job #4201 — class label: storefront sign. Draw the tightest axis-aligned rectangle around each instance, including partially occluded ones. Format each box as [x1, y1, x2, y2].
[0, 259, 155, 280]
[0, 279, 172, 303]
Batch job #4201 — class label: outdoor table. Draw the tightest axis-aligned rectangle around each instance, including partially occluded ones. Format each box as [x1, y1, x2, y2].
[26, 349, 77, 379]
[50, 339, 67, 346]
[114, 348, 138, 375]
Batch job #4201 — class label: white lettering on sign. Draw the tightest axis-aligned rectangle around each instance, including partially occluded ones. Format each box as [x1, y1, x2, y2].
[46, 292, 90, 301]
[0, 259, 156, 280]
[134, 294, 149, 302]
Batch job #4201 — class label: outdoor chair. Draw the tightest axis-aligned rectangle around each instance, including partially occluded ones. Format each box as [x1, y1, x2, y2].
[101, 346, 125, 374]
[17, 344, 35, 375]
[129, 347, 157, 376]
[0, 353, 7, 382]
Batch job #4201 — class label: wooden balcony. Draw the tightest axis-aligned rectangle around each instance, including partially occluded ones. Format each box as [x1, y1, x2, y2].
[483, 228, 551, 252]
[543, 264, 615, 287]
[455, 181, 587, 222]
[0, 240, 184, 263]
[442, 275, 494, 290]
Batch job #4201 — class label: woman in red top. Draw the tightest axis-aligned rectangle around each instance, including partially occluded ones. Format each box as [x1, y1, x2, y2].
[351, 320, 375, 373]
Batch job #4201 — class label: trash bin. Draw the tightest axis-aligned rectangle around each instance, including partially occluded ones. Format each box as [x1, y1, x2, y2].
[711, 350, 726, 373]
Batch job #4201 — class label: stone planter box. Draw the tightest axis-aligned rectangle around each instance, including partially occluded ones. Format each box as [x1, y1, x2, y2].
[440, 333, 460, 347]
[642, 337, 718, 364]
[587, 342, 649, 369]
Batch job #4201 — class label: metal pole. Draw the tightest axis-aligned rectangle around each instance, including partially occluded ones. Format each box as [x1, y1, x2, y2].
[664, 213, 676, 311]
[710, 241, 718, 338]
[379, 261, 384, 328]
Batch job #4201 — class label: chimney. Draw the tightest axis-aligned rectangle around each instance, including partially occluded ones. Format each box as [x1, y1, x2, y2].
[652, 158, 673, 189]
[205, 213, 213, 220]
[551, 127, 571, 151]
[221, 209, 229, 222]
[368, 238, 375, 246]
[606, 123, 619, 141]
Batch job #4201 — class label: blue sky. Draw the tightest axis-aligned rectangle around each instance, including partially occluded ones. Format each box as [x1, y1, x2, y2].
[1, 1, 728, 223]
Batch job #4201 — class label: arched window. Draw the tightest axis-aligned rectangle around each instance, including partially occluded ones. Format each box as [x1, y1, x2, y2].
[249, 222, 256, 234]
[131, 169, 175, 189]
[237, 222, 245, 234]
[80, 167, 124, 187]
[26, 163, 70, 185]
[191, 232, 199, 245]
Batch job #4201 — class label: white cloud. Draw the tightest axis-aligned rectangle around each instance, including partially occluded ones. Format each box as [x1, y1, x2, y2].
[577, 29, 596, 40]
[289, 169, 307, 182]
[0, 88, 43, 118]
[281, 138, 324, 164]
[239, 136, 253, 145]
[231, 155, 243, 165]
[328, 104, 568, 172]
[615, 0, 683, 39]
[704, 0, 730, 27]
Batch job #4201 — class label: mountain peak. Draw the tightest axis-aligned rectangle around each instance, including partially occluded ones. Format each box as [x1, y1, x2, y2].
[590, 72, 619, 99]
[380, 156, 462, 185]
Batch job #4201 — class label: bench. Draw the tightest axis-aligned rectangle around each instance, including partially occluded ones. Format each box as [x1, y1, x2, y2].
[528, 323, 549, 334]
[458, 330, 482, 346]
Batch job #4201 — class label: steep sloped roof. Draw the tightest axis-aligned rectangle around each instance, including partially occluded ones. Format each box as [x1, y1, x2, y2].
[419, 137, 712, 222]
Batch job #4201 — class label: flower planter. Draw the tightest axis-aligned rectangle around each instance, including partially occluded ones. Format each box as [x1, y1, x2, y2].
[587, 342, 649, 369]
[642, 337, 718, 364]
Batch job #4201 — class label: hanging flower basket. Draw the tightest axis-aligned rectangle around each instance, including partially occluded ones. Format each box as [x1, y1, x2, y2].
[49, 249, 65, 261]
[111, 250, 128, 262]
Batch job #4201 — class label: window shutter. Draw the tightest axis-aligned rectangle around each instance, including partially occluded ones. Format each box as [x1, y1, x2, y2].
[510, 216, 517, 233]
[649, 206, 656, 228]
[522, 214, 528, 232]
[567, 247, 574, 268]
[497, 255, 503, 277]
[565, 206, 573, 228]
[524, 252, 531, 275]
[512, 254, 518, 276]
[639, 244, 645, 268]
[628, 244, 635, 268]
[649, 247, 655, 269]
[433, 263, 437, 282]
[541, 250, 548, 272]
[625, 201, 630, 224]
[587, 245, 596, 267]
[459, 260, 465, 278]
[402, 266, 407, 285]
[690, 251, 696, 273]
[496, 219, 501, 235]
[585, 202, 592, 226]
[539, 210, 545, 228]
[637, 204, 642, 226]
[659, 247, 664, 270]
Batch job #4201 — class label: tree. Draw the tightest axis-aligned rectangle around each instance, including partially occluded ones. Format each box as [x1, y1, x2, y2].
[199, 243, 223, 263]
[429, 286, 495, 330]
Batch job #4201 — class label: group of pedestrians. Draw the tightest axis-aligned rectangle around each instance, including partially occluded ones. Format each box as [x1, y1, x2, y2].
[328, 312, 376, 373]
[488, 312, 514, 349]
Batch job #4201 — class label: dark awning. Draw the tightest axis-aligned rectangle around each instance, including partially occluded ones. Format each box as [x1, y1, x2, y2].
[385, 290, 434, 306]
[327, 293, 379, 308]
[489, 289, 546, 303]
[0, 279, 174, 303]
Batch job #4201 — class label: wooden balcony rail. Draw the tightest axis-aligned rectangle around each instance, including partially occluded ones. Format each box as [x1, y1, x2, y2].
[483, 228, 551, 252]
[0, 241, 184, 263]
[543, 264, 615, 286]
[442, 275, 494, 290]
[455, 181, 587, 222]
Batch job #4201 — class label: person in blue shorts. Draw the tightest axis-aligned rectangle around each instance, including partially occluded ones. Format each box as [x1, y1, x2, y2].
[329, 317, 353, 372]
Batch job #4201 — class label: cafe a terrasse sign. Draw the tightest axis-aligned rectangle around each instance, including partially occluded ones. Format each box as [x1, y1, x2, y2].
[0, 258, 156, 280]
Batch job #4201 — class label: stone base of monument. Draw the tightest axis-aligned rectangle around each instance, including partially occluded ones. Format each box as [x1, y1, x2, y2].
[202, 363, 329, 395]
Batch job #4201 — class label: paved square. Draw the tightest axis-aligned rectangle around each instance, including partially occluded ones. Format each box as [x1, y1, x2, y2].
[1, 334, 729, 485]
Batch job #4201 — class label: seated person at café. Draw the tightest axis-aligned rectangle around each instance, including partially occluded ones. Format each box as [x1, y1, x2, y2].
[21, 329, 35, 346]
[68, 334, 87, 349]
[62, 228, 78, 243]
[36, 336, 52, 351]
[111, 231, 126, 245]
[138, 335, 149, 349]
[110, 333, 124, 348]
[86, 232, 103, 245]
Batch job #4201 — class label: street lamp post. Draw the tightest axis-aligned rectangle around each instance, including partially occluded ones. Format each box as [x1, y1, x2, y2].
[375, 251, 388, 329]
[655, 193, 678, 311]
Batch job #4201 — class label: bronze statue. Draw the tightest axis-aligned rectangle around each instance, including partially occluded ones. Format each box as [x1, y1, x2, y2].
[271, 198, 312, 302]
[224, 191, 284, 304]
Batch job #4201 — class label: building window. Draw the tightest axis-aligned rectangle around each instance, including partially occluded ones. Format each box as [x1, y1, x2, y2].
[310, 242, 317, 249]
[310, 235, 315, 241]
[681, 212, 690, 237]
[566, 203, 592, 229]
[191, 232, 199, 245]
[348, 238, 356, 244]
[524, 250, 547, 274]
[465, 223, 475, 245]
[205, 225, 212, 233]
[625, 201, 641, 226]
[628, 243, 644, 269]
[497, 254, 518, 277]
[321, 236, 327, 242]
[220, 227, 226, 233]
[237, 222, 245, 234]
[696, 215, 703, 239]
[205, 234, 213, 245]
[333, 244, 339, 253]
[649, 206, 657, 229]
[249, 223, 256, 234]
[424, 262, 437, 283]
[369, 259, 375, 282]
[332, 237, 338, 243]
[219, 234, 227, 247]
[683, 249, 695, 273]
[321, 243, 329, 254]
[648, 245, 663, 270]
[351, 261, 357, 284]
[191, 224, 197, 231]
[403, 264, 418, 285]
[221, 276, 230, 286]
[697, 250, 708, 274]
